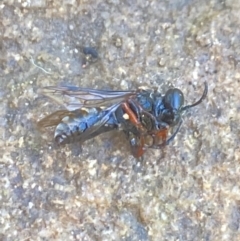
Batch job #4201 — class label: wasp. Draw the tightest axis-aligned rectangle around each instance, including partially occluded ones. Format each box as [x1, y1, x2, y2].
[38, 82, 208, 158]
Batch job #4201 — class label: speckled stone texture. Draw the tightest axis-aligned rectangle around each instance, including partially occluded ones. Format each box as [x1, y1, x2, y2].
[0, 0, 240, 240]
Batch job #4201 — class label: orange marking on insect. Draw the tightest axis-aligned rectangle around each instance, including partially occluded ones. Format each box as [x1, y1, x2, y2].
[121, 102, 145, 131]
[152, 128, 168, 145]
[131, 135, 145, 158]
[155, 129, 168, 138]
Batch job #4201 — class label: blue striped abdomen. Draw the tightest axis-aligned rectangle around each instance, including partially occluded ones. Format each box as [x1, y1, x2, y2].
[54, 108, 117, 145]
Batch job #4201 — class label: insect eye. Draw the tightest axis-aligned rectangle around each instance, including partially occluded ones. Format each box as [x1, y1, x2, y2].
[163, 88, 184, 110]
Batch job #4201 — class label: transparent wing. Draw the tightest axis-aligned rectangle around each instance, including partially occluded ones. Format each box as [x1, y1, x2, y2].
[39, 85, 137, 111]
[38, 103, 120, 144]
[37, 110, 78, 128]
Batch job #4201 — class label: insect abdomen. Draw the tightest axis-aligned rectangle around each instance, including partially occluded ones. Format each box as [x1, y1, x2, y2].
[54, 108, 105, 145]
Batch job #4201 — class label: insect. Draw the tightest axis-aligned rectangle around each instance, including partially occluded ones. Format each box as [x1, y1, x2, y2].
[38, 82, 208, 158]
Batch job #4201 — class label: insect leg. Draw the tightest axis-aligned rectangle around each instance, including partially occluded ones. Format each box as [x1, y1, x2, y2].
[125, 131, 145, 158]
[152, 128, 168, 146]
[121, 102, 145, 132]
[128, 99, 160, 128]
[147, 119, 183, 149]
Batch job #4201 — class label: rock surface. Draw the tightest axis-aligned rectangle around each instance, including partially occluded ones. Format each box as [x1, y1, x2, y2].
[0, 0, 240, 240]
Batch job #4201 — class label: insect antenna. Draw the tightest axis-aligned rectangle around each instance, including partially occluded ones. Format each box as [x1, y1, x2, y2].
[165, 119, 183, 145]
[181, 81, 208, 111]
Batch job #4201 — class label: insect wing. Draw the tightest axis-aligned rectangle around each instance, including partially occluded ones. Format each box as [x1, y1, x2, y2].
[40, 86, 136, 111]
[37, 110, 77, 128]
[74, 103, 120, 143]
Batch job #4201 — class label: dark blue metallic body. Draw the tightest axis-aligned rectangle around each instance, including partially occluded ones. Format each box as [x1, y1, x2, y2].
[38, 82, 208, 155]
[54, 89, 184, 144]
